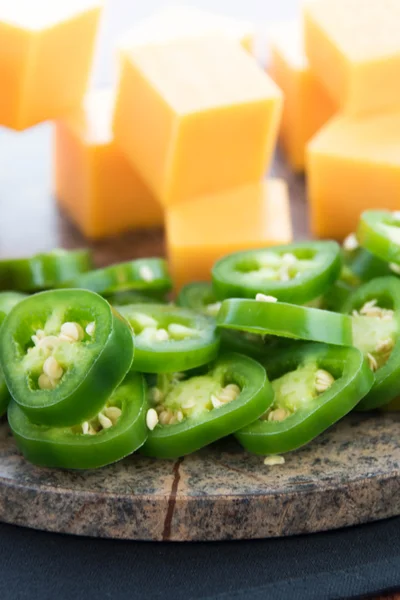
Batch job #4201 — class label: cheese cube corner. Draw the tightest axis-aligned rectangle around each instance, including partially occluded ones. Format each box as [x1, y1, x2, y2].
[304, 0, 400, 115]
[0, 1, 103, 130]
[268, 21, 336, 171]
[54, 89, 163, 240]
[113, 36, 282, 207]
[307, 111, 400, 240]
[165, 179, 292, 290]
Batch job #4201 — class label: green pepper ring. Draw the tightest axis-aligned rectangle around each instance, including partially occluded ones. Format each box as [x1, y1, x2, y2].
[212, 241, 342, 304]
[217, 299, 353, 347]
[141, 353, 273, 459]
[0, 289, 135, 426]
[357, 210, 400, 266]
[235, 343, 374, 455]
[8, 372, 148, 470]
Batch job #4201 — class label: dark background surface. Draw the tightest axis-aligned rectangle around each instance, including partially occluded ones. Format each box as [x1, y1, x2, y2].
[1, 515, 400, 600]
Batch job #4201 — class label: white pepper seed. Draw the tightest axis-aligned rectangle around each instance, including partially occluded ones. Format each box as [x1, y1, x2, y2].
[155, 328, 169, 342]
[343, 233, 359, 252]
[255, 293, 278, 303]
[43, 356, 63, 380]
[98, 412, 113, 430]
[86, 322, 96, 336]
[60, 322, 84, 342]
[139, 265, 154, 282]
[146, 408, 159, 431]
[264, 455, 285, 466]
[38, 373, 56, 390]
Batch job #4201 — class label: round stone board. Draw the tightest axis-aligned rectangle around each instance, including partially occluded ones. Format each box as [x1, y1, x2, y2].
[0, 412, 399, 541]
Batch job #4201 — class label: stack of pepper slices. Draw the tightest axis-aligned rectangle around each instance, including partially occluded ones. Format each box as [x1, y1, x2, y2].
[0, 209, 399, 470]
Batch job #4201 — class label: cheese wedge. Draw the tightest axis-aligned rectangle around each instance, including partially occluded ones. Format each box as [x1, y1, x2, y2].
[268, 22, 336, 171]
[304, 0, 400, 115]
[0, 0, 102, 130]
[165, 179, 292, 290]
[307, 111, 400, 240]
[113, 36, 282, 207]
[54, 89, 163, 239]
[118, 6, 254, 53]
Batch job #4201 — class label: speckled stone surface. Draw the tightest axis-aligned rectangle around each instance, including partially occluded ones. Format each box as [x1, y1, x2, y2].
[0, 412, 399, 541]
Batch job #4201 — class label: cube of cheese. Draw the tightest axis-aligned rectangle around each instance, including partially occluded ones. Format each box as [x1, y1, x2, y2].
[0, 0, 102, 130]
[307, 111, 400, 240]
[268, 22, 336, 172]
[113, 36, 282, 207]
[54, 89, 163, 239]
[165, 179, 292, 290]
[118, 6, 254, 53]
[304, 0, 400, 115]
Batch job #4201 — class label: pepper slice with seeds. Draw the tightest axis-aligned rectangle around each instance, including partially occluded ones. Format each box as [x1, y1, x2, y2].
[217, 298, 353, 347]
[177, 282, 298, 359]
[141, 353, 273, 459]
[0, 249, 93, 292]
[342, 276, 400, 410]
[235, 343, 373, 455]
[212, 241, 342, 304]
[116, 303, 220, 373]
[357, 210, 400, 270]
[8, 371, 148, 469]
[65, 258, 172, 297]
[0, 289, 134, 426]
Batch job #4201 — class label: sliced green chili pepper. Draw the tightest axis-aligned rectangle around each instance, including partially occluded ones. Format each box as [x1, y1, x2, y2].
[117, 303, 219, 373]
[235, 343, 373, 455]
[141, 353, 273, 458]
[212, 241, 342, 304]
[318, 279, 356, 313]
[357, 210, 400, 268]
[217, 298, 353, 346]
[342, 276, 400, 410]
[177, 282, 295, 359]
[8, 372, 148, 469]
[66, 258, 172, 297]
[177, 282, 222, 317]
[0, 289, 134, 426]
[344, 246, 393, 282]
[0, 249, 92, 292]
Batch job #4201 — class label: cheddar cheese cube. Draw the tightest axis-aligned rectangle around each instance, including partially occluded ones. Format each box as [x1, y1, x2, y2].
[304, 0, 400, 115]
[54, 89, 163, 240]
[119, 6, 254, 53]
[165, 179, 292, 290]
[0, 0, 102, 130]
[113, 37, 282, 207]
[268, 22, 336, 172]
[307, 111, 400, 240]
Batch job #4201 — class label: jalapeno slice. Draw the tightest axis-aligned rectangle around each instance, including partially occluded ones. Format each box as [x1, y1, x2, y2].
[66, 258, 172, 297]
[342, 276, 400, 410]
[217, 298, 353, 346]
[357, 210, 400, 269]
[141, 353, 273, 458]
[212, 241, 342, 304]
[177, 282, 293, 359]
[0, 249, 92, 292]
[8, 372, 148, 469]
[106, 290, 164, 307]
[235, 343, 373, 455]
[0, 290, 134, 426]
[0, 291, 27, 313]
[117, 303, 219, 373]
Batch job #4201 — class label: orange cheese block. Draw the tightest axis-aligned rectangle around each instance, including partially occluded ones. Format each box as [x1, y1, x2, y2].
[268, 22, 336, 172]
[54, 89, 163, 240]
[0, 0, 102, 130]
[165, 179, 292, 290]
[307, 111, 400, 240]
[304, 0, 400, 115]
[118, 6, 254, 53]
[113, 36, 282, 207]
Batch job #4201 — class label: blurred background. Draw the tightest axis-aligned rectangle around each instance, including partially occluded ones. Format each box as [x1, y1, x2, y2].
[93, 0, 299, 83]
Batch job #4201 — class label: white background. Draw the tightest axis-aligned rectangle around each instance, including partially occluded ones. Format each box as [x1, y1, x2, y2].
[93, 0, 299, 83]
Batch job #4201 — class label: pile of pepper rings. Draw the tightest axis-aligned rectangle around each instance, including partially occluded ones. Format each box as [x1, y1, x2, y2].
[0, 208, 398, 470]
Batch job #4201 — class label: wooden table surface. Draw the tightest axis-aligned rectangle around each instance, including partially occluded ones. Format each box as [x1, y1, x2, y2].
[0, 124, 398, 598]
